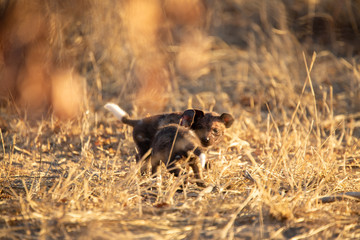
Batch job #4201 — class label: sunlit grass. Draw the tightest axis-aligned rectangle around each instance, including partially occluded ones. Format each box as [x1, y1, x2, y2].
[1, 0, 360, 239]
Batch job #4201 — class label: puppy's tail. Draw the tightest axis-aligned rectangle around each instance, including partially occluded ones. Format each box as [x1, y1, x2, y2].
[104, 102, 129, 121]
[104, 102, 140, 127]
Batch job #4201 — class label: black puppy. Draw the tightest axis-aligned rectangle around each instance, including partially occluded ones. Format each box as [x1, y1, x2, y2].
[104, 103, 234, 172]
[151, 112, 206, 187]
[104, 103, 200, 157]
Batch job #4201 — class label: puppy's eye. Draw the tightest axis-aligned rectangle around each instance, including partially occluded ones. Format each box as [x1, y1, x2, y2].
[212, 128, 220, 135]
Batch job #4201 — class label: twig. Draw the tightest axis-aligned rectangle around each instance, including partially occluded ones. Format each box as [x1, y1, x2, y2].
[317, 192, 360, 203]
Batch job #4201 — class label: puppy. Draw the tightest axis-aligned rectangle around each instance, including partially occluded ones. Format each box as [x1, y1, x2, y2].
[104, 103, 234, 171]
[104, 103, 202, 159]
[151, 121, 207, 187]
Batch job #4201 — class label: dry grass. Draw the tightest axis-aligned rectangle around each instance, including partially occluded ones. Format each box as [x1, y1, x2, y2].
[1, 0, 360, 239]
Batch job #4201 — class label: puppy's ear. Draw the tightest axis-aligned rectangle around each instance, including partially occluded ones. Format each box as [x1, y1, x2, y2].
[181, 109, 196, 127]
[220, 113, 234, 128]
[181, 109, 205, 127]
[193, 109, 205, 122]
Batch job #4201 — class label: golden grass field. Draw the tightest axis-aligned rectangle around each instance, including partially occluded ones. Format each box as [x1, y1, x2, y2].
[1, 0, 360, 239]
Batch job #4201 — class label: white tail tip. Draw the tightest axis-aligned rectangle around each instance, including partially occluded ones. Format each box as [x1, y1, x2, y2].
[200, 153, 206, 169]
[104, 103, 128, 121]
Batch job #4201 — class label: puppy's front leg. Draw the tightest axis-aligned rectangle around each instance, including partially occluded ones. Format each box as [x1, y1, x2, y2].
[189, 158, 206, 188]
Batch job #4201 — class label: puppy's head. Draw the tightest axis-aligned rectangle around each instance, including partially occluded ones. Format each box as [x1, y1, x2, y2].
[191, 112, 234, 147]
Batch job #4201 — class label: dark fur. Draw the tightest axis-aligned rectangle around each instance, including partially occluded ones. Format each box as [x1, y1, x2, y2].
[105, 103, 234, 174]
[120, 109, 202, 160]
[124, 113, 182, 158]
[151, 123, 206, 187]
[121, 110, 234, 160]
[150, 110, 234, 187]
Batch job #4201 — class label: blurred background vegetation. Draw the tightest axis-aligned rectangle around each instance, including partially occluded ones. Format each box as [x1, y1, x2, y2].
[0, 0, 359, 119]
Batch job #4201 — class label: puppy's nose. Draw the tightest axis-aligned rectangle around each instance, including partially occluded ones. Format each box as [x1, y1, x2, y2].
[203, 137, 210, 143]
[201, 137, 211, 147]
